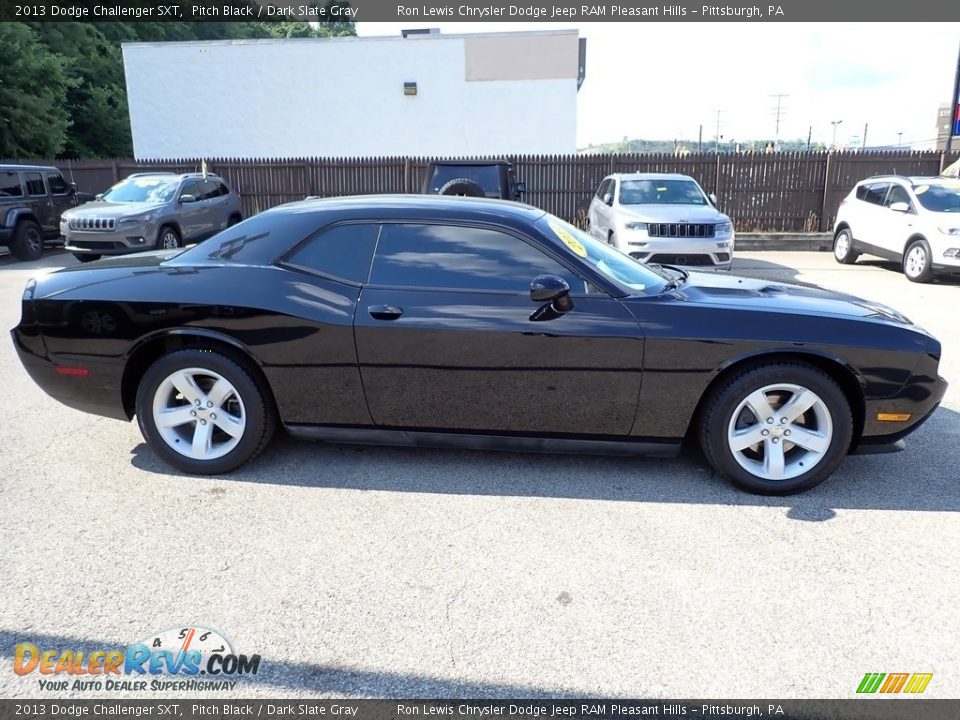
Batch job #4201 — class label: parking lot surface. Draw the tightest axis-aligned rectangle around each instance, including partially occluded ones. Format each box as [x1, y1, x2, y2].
[0, 249, 957, 699]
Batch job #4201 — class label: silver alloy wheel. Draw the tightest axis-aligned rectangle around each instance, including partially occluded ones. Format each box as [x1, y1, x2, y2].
[834, 232, 850, 260]
[905, 245, 926, 278]
[726, 383, 833, 482]
[161, 230, 179, 249]
[152, 367, 246, 461]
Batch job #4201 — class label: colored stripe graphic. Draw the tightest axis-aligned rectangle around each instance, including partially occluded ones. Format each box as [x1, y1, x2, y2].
[857, 673, 885, 693]
[903, 673, 933, 694]
[880, 673, 910, 693]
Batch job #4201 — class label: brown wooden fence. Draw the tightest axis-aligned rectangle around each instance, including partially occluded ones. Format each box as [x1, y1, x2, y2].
[8, 151, 958, 232]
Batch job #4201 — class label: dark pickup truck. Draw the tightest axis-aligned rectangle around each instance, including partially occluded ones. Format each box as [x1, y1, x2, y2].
[1, 164, 90, 261]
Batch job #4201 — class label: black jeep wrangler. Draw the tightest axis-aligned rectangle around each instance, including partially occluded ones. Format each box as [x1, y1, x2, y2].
[0, 164, 88, 261]
[421, 161, 526, 201]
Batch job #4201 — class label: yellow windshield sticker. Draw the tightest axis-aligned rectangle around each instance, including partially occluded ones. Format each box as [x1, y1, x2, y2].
[914, 185, 929, 195]
[548, 220, 587, 257]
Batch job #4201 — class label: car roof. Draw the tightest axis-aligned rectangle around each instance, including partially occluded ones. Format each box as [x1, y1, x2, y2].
[857, 175, 953, 185]
[122, 172, 221, 181]
[266, 193, 545, 221]
[608, 172, 696, 181]
[0, 164, 61, 173]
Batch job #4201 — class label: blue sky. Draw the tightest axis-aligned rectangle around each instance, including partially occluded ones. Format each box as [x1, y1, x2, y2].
[357, 22, 960, 149]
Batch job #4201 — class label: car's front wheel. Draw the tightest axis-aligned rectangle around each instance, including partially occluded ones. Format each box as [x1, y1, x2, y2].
[832, 228, 859, 264]
[158, 225, 181, 250]
[699, 362, 852, 494]
[903, 238, 934, 283]
[136, 349, 276, 474]
[73, 253, 101, 263]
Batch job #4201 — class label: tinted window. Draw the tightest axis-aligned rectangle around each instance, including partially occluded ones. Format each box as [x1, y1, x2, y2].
[218, 182, 231, 197]
[426, 166, 502, 198]
[0, 172, 22, 197]
[596, 179, 611, 198]
[859, 183, 889, 205]
[198, 180, 221, 200]
[46, 173, 70, 195]
[180, 181, 201, 200]
[284, 223, 380, 284]
[369, 223, 585, 293]
[25, 173, 45, 196]
[884, 185, 911, 208]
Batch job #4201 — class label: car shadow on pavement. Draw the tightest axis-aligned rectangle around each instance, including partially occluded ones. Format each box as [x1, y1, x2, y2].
[129, 405, 960, 522]
[0, 628, 565, 698]
[732, 254, 960, 287]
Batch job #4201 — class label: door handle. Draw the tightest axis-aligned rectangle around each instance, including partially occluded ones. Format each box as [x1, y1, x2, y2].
[368, 305, 403, 320]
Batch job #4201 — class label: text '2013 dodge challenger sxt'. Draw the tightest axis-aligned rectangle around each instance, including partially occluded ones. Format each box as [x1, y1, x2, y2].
[12, 196, 947, 494]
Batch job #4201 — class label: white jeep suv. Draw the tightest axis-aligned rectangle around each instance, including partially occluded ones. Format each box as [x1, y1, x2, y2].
[587, 173, 735, 270]
[833, 175, 960, 282]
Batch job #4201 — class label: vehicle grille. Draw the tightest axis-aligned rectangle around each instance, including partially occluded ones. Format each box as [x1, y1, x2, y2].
[70, 217, 116, 231]
[647, 223, 715, 238]
[649, 253, 716, 266]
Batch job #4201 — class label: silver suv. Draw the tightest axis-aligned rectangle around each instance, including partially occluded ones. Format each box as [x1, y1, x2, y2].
[62, 172, 243, 263]
[587, 173, 735, 270]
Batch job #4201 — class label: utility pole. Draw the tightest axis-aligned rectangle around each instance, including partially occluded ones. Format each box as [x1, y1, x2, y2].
[830, 120, 843, 150]
[947, 40, 960, 153]
[770, 94, 788, 151]
[714, 110, 724, 155]
[862, 123, 869, 151]
[897, 131, 903, 148]
[806, 125, 812, 151]
[698, 124, 703, 154]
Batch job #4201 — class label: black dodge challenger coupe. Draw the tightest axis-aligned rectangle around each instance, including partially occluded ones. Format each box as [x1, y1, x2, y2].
[12, 196, 946, 494]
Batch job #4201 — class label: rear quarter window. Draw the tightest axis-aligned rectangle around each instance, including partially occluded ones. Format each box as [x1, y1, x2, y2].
[282, 223, 380, 285]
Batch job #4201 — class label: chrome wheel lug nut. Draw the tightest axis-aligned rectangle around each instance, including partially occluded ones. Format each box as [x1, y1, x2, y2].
[784, 430, 791, 436]
[206, 401, 213, 408]
[210, 413, 216, 420]
[194, 399, 201, 406]
[190, 410, 196, 417]
[772, 437, 780, 444]
[761, 429, 769, 436]
[766, 417, 774, 424]
[200, 419, 207, 425]
[780, 417, 787, 424]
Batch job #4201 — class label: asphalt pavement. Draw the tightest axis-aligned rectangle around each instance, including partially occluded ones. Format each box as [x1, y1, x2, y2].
[0, 249, 957, 700]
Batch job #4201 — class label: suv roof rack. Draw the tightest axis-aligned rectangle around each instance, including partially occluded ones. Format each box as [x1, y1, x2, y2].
[126, 171, 177, 178]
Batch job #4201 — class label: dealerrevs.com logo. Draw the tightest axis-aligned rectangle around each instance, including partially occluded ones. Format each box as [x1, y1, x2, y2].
[14, 626, 261, 692]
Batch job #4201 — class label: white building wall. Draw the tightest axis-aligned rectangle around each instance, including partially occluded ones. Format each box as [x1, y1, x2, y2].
[122, 35, 578, 159]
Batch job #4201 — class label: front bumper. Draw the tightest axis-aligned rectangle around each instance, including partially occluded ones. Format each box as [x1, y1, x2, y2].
[859, 369, 948, 448]
[62, 222, 156, 255]
[622, 234, 734, 269]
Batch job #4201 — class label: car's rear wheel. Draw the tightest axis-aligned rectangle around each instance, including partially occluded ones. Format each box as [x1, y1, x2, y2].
[699, 362, 852, 494]
[73, 253, 101, 263]
[832, 228, 859, 264]
[227, 214, 242, 227]
[136, 349, 276, 474]
[11, 220, 44, 261]
[158, 225, 181, 250]
[903, 239, 934, 283]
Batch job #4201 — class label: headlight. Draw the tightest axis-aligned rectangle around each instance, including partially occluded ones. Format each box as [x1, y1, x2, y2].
[716, 222, 733, 234]
[938, 225, 960, 235]
[624, 222, 647, 231]
[118, 214, 152, 225]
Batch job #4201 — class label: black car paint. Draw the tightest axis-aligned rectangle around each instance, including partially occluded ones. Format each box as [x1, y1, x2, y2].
[12, 196, 946, 456]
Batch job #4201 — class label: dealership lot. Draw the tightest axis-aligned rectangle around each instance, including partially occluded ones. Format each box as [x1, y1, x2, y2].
[0, 250, 957, 698]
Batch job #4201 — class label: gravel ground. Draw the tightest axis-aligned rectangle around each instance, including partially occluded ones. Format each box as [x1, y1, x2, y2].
[0, 249, 957, 700]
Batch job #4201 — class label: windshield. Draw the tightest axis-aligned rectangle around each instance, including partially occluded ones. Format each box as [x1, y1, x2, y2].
[619, 179, 708, 206]
[913, 183, 960, 212]
[102, 177, 178, 203]
[536, 214, 668, 293]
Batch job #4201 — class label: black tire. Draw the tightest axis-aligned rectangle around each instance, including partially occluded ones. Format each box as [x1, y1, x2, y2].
[73, 253, 101, 263]
[832, 228, 859, 265]
[699, 362, 852, 495]
[438, 178, 486, 198]
[157, 225, 181, 250]
[136, 348, 276, 475]
[607, 230, 616, 246]
[227, 214, 242, 227]
[10, 220, 44, 261]
[903, 238, 934, 283]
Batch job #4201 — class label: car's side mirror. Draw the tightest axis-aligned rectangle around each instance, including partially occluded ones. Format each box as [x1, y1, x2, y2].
[708, 193, 718, 206]
[69, 182, 77, 195]
[530, 274, 574, 318]
[889, 201, 911, 213]
[180, 194, 197, 203]
[603, 192, 613, 206]
[514, 181, 526, 194]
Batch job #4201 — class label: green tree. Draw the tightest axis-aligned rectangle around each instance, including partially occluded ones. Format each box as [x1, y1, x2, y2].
[0, 23, 72, 158]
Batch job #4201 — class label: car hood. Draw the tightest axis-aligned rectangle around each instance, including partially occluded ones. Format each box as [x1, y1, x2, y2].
[648, 271, 913, 325]
[65, 200, 166, 218]
[616, 204, 729, 223]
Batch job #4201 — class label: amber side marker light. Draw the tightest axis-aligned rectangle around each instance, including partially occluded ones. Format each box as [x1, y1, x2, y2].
[876, 412, 912, 422]
[55, 366, 89, 377]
